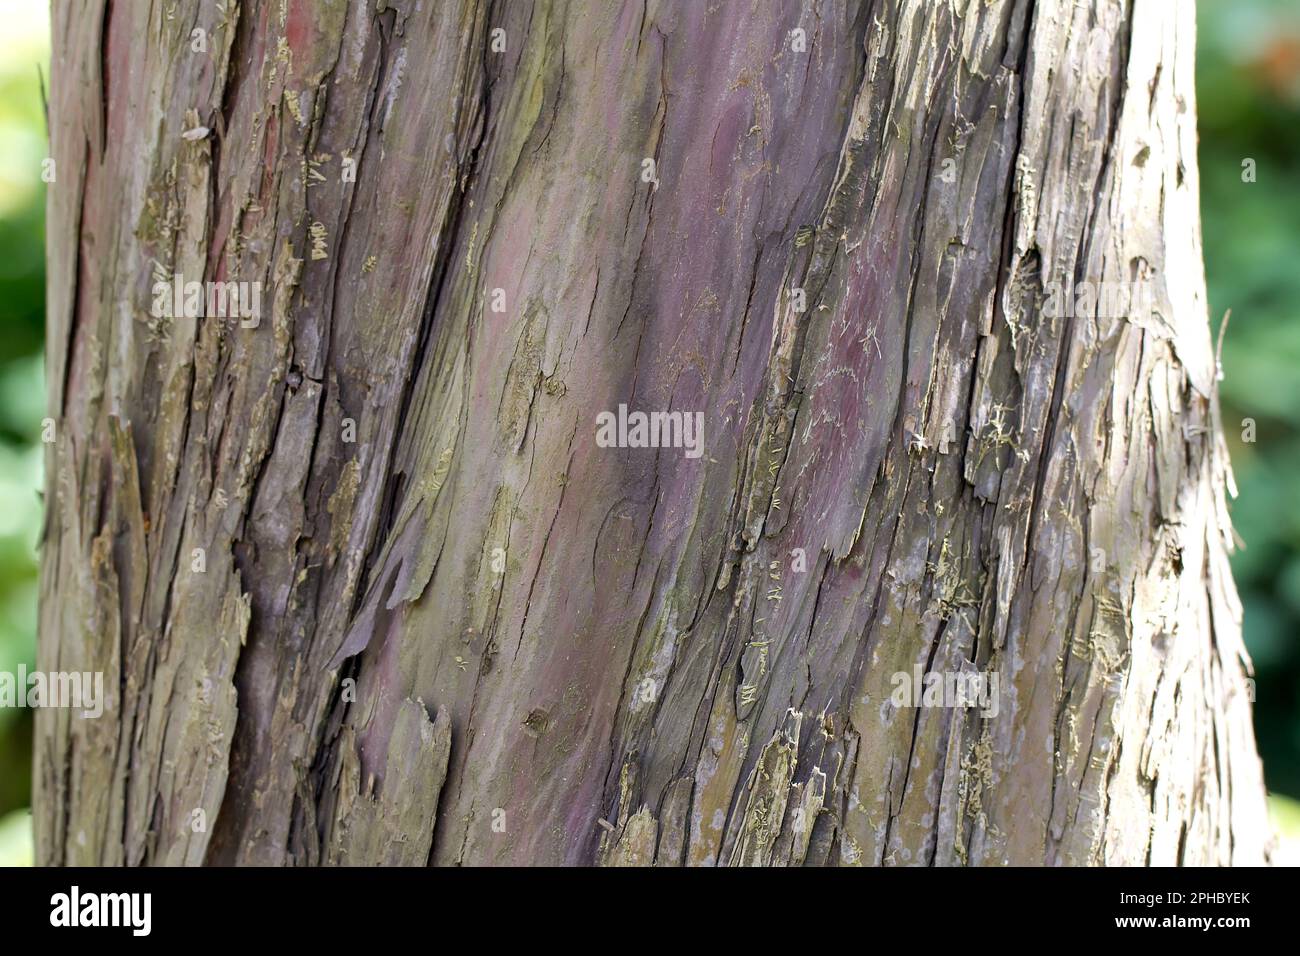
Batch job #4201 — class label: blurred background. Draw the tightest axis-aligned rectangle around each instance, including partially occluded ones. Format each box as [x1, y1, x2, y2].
[0, 1, 1297, 865]
[1198, 1, 1300, 855]
[0, 0, 50, 867]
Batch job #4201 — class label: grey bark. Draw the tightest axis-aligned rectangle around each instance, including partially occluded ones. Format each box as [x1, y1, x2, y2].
[38, 0, 1271, 866]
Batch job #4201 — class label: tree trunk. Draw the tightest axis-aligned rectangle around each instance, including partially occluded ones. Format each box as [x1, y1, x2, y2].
[38, 0, 1271, 866]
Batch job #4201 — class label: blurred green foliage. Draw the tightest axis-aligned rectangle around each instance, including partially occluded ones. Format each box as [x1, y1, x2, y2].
[0, 2, 1296, 864]
[1198, 0, 1300, 801]
[0, 0, 46, 833]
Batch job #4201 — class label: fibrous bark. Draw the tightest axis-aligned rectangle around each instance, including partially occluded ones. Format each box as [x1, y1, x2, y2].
[39, 0, 1270, 866]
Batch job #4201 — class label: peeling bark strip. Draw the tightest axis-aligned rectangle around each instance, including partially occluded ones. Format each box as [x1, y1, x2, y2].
[40, 0, 1270, 866]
